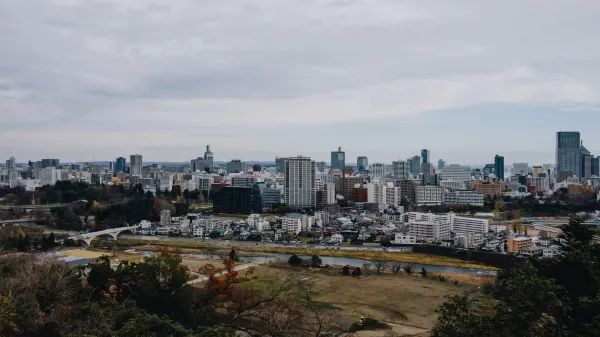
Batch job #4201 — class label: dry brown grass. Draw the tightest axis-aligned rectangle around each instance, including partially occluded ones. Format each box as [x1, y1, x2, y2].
[252, 265, 478, 333]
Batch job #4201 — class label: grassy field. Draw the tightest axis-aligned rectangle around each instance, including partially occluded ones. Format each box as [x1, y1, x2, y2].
[246, 264, 484, 335]
[116, 238, 499, 271]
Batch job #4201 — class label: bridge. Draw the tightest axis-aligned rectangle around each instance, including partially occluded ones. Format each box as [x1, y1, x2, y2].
[68, 225, 140, 246]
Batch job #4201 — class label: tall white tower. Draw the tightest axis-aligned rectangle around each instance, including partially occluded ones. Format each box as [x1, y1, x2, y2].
[284, 156, 316, 210]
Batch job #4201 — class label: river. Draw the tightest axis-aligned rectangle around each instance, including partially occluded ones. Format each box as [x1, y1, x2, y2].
[179, 252, 497, 276]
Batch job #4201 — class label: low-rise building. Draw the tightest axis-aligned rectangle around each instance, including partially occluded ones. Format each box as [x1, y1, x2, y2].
[507, 236, 533, 253]
[393, 233, 417, 245]
[543, 245, 562, 258]
[454, 232, 484, 249]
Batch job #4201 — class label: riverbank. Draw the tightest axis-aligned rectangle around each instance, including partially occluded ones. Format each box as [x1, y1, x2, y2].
[115, 238, 499, 271]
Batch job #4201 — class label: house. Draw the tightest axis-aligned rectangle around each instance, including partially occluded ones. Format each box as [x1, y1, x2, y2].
[330, 234, 343, 244]
[520, 246, 543, 257]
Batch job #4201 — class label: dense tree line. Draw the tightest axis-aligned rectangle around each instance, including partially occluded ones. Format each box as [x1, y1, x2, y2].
[0, 227, 58, 252]
[0, 251, 345, 336]
[433, 218, 600, 336]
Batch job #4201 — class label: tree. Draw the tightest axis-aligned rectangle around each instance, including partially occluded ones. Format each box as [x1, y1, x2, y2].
[288, 254, 303, 266]
[351, 267, 362, 278]
[372, 254, 389, 275]
[310, 255, 322, 268]
[228, 248, 239, 262]
[1, 193, 17, 205]
[342, 265, 351, 276]
[403, 264, 414, 275]
[433, 217, 600, 337]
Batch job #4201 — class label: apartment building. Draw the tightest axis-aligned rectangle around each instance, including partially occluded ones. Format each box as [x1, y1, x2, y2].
[507, 236, 533, 253]
[416, 186, 444, 205]
[442, 190, 484, 206]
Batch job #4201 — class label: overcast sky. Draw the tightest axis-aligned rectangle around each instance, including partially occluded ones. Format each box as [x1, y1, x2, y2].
[2, 0, 600, 166]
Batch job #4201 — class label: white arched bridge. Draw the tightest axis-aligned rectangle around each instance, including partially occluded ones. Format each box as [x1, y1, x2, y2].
[69, 225, 139, 246]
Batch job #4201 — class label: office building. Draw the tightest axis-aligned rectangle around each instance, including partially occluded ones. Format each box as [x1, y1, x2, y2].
[395, 179, 416, 203]
[330, 147, 345, 170]
[130, 154, 143, 176]
[115, 157, 126, 173]
[40, 167, 61, 186]
[530, 177, 550, 192]
[325, 182, 336, 204]
[556, 132, 581, 179]
[231, 175, 251, 188]
[6, 157, 15, 170]
[513, 163, 528, 176]
[41, 158, 60, 169]
[275, 157, 287, 173]
[438, 159, 445, 170]
[532, 166, 543, 177]
[421, 149, 430, 164]
[284, 156, 316, 210]
[483, 164, 495, 177]
[192, 174, 213, 191]
[439, 164, 471, 187]
[204, 145, 214, 170]
[392, 160, 409, 180]
[261, 187, 282, 207]
[472, 181, 503, 198]
[494, 155, 504, 180]
[227, 160, 248, 173]
[339, 175, 364, 200]
[357, 156, 368, 172]
[592, 157, 600, 177]
[213, 185, 262, 214]
[582, 154, 594, 179]
[409, 156, 422, 175]
[159, 173, 173, 191]
[370, 163, 385, 181]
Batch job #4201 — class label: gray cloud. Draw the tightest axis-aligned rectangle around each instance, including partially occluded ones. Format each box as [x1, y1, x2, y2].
[1, 0, 600, 162]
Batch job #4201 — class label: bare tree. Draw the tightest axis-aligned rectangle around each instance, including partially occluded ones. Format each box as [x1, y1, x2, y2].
[391, 262, 403, 274]
[371, 254, 390, 275]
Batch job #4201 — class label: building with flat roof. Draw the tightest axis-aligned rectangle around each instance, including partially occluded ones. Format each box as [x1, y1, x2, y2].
[556, 131, 581, 180]
[284, 156, 316, 210]
[330, 147, 345, 170]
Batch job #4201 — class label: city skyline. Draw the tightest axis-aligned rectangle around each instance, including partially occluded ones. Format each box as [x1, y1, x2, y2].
[2, 2, 600, 164]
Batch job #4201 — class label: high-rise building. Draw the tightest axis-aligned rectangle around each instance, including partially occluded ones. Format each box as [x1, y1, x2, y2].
[357, 156, 368, 172]
[275, 157, 287, 173]
[41, 158, 60, 169]
[6, 157, 15, 170]
[582, 154, 594, 179]
[284, 156, 316, 210]
[556, 132, 581, 179]
[330, 147, 345, 170]
[592, 157, 600, 177]
[392, 160, 409, 180]
[421, 149, 430, 164]
[370, 163, 385, 181]
[115, 157, 126, 173]
[204, 145, 214, 171]
[408, 156, 422, 175]
[494, 155, 505, 180]
[130, 154, 143, 176]
[438, 159, 445, 170]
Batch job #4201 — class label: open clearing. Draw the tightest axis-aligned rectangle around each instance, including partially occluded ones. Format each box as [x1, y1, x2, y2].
[251, 265, 482, 335]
